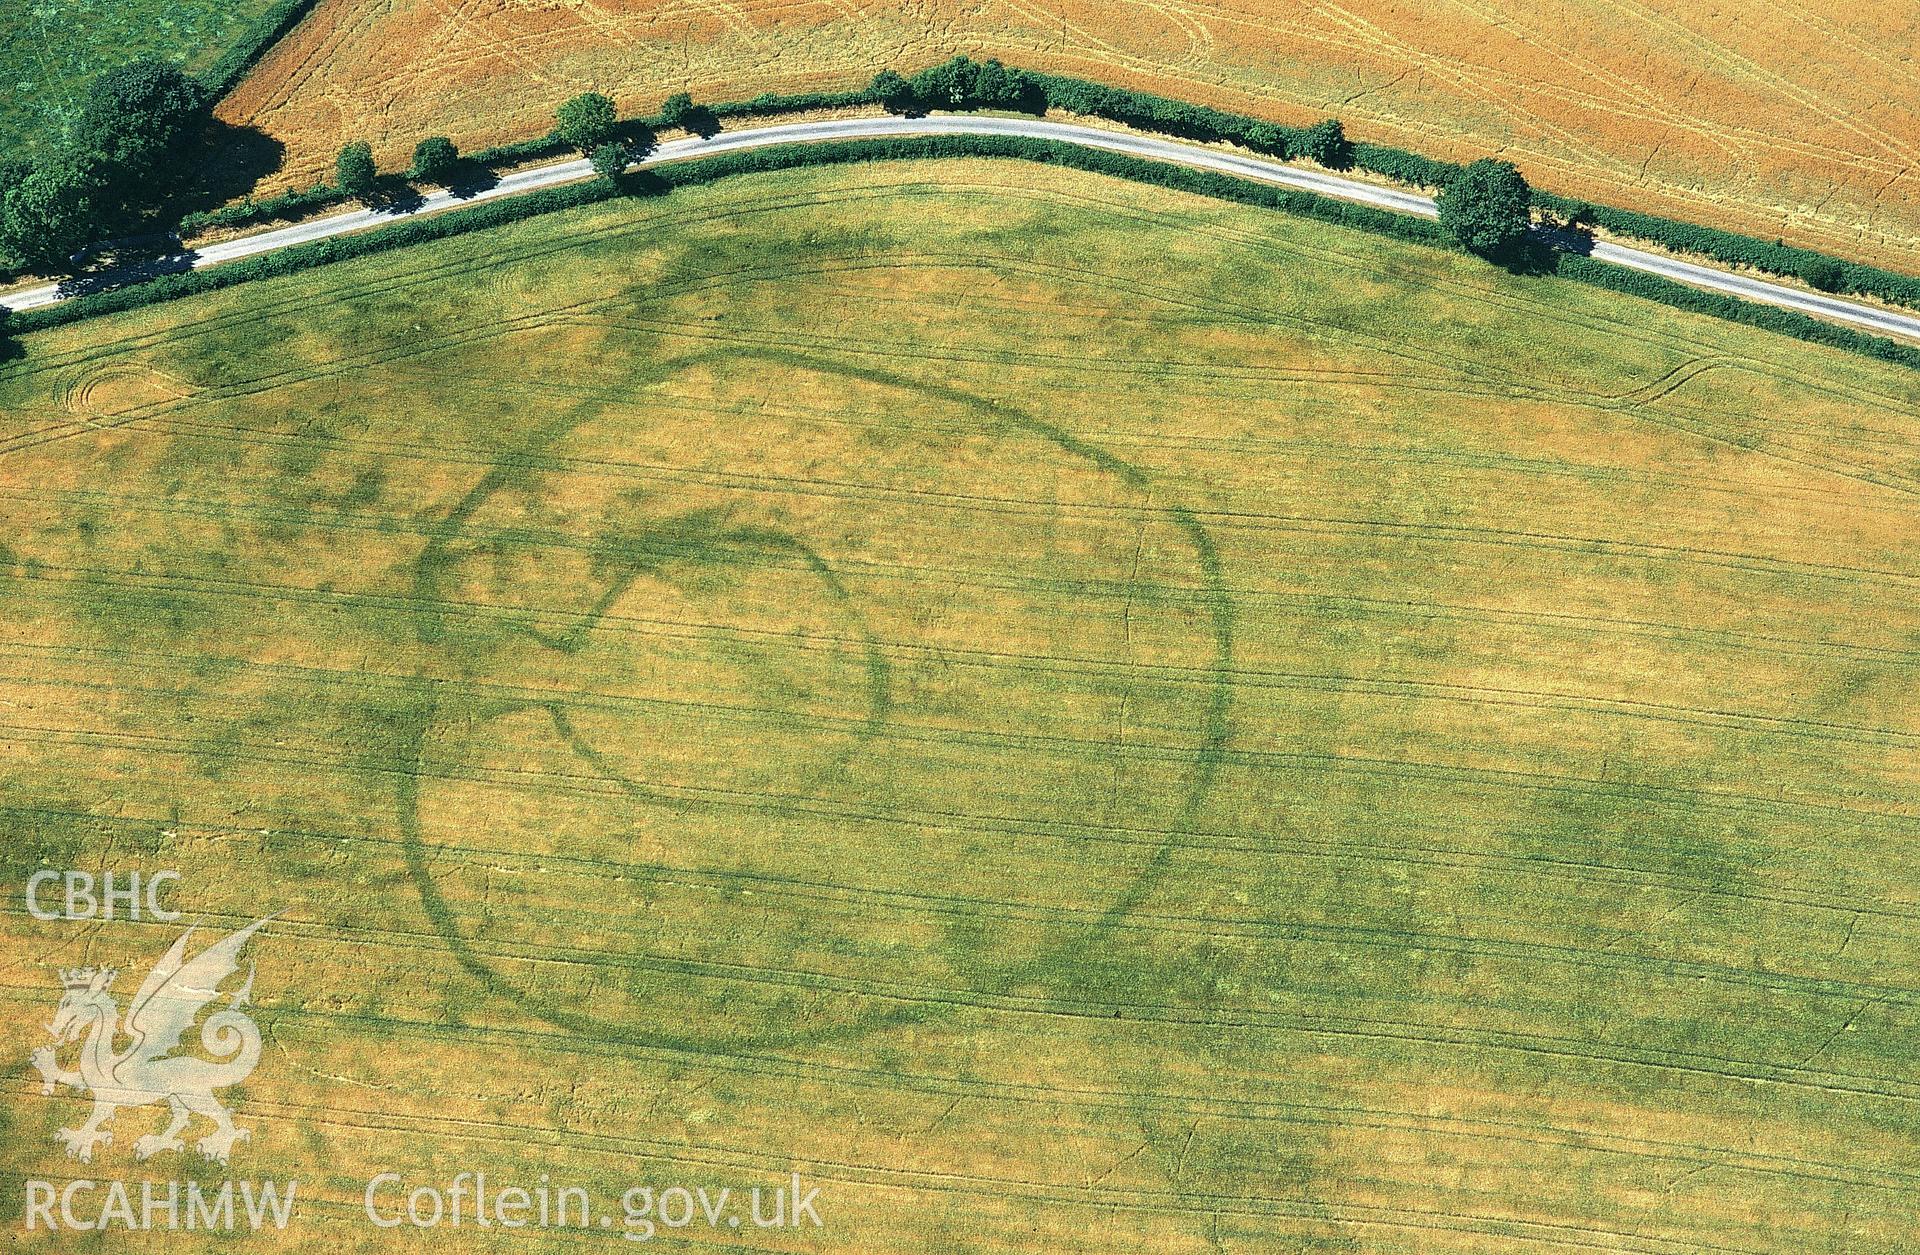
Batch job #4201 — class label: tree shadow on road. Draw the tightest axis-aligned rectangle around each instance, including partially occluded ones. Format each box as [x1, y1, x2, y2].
[680, 106, 722, 138]
[53, 251, 198, 300]
[361, 175, 426, 215]
[443, 160, 500, 200]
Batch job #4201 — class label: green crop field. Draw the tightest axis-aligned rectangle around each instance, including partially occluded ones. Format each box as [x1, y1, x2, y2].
[4, 158, 1920, 1251]
[0, 0, 280, 156]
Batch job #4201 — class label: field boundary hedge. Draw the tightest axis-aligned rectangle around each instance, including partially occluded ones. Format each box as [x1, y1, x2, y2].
[168, 56, 1920, 316]
[1531, 190, 1920, 307]
[196, 0, 324, 102]
[12, 132, 1919, 375]
[996, 65, 1919, 311]
[179, 86, 892, 236]
[1015, 69, 1463, 189]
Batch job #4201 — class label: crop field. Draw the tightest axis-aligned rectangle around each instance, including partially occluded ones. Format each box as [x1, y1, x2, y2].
[216, 0, 1920, 272]
[0, 0, 281, 156]
[4, 158, 1920, 1250]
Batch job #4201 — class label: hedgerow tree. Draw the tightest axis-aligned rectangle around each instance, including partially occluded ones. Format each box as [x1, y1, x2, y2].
[1801, 258, 1846, 293]
[1297, 118, 1351, 169]
[660, 92, 694, 129]
[0, 158, 25, 263]
[905, 57, 1043, 112]
[336, 141, 377, 200]
[556, 92, 617, 151]
[869, 71, 915, 114]
[77, 59, 207, 180]
[1, 156, 103, 270]
[978, 59, 1030, 109]
[409, 136, 458, 182]
[1244, 122, 1287, 156]
[913, 60, 967, 108]
[18, 56, 209, 244]
[1436, 158, 1533, 257]
[589, 142, 629, 183]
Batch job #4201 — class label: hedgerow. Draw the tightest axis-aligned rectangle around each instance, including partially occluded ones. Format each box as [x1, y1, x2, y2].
[712, 89, 877, 119]
[11, 178, 617, 336]
[913, 60, 1449, 184]
[163, 53, 1920, 320]
[1552, 252, 1920, 367]
[178, 183, 338, 235]
[182, 85, 891, 238]
[195, 0, 324, 102]
[12, 42, 1917, 328]
[1348, 142, 1461, 189]
[1533, 190, 1920, 308]
[13, 132, 1918, 375]
[899, 58, 1920, 311]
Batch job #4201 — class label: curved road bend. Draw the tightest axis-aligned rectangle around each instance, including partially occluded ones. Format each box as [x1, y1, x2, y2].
[4, 114, 1919, 346]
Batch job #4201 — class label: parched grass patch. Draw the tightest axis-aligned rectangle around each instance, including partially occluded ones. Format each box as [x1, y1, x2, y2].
[2, 160, 1919, 1251]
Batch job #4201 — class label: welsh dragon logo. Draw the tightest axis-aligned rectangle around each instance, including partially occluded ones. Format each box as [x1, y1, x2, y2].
[31, 916, 272, 1164]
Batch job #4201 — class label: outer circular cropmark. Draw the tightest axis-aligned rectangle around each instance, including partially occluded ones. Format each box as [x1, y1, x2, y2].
[397, 348, 1235, 1052]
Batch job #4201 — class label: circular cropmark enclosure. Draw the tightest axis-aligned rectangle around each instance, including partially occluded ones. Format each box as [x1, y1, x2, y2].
[9, 159, 1920, 1251]
[397, 340, 1233, 1052]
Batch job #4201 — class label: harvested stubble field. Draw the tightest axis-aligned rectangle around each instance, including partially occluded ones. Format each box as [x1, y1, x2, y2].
[5, 157, 1920, 1250]
[216, 0, 1920, 272]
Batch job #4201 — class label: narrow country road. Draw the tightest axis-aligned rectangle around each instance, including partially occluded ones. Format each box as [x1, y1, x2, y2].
[5, 113, 1919, 346]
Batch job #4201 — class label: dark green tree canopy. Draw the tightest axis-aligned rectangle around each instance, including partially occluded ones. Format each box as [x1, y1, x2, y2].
[0, 57, 208, 269]
[904, 57, 1043, 113]
[1801, 257, 1846, 293]
[869, 71, 916, 114]
[1436, 158, 1534, 257]
[556, 92, 618, 151]
[1243, 122, 1287, 157]
[336, 141, 377, 198]
[77, 58, 208, 173]
[589, 141, 629, 183]
[1, 155, 105, 269]
[659, 92, 694, 128]
[0, 159, 27, 214]
[1297, 118, 1352, 169]
[409, 136, 459, 182]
